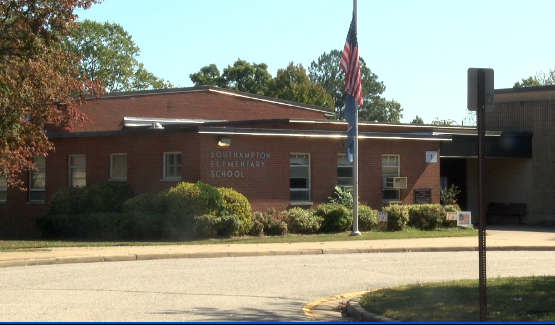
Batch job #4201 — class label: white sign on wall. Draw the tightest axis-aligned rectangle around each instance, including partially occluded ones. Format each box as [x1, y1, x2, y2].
[426, 151, 438, 163]
[377, 212, 388, 222]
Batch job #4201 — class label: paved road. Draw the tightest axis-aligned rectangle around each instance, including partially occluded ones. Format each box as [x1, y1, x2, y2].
[1, 251, 554, 322]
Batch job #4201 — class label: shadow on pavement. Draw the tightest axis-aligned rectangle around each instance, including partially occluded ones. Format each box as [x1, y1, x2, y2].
[151, 301, 309, 322]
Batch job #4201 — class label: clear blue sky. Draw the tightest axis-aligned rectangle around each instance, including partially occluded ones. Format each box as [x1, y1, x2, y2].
[76, 0, 555, 124]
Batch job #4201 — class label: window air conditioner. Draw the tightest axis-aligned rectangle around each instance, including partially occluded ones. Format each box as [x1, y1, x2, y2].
[393, 177, 407, 189]
[340, 185, 354, 193]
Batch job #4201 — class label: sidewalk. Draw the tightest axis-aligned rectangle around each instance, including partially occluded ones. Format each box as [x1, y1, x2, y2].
[1, 225, 554, 268]
[1, 225, 554, 322]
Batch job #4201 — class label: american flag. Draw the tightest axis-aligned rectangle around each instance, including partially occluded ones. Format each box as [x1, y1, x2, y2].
[340, 14, 363, 106]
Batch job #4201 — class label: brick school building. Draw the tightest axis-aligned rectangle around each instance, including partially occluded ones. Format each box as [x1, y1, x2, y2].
[1, 86, 496, 238]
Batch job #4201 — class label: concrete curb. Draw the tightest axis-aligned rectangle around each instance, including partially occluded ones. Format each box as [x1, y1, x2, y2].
[1, 246, 554, 268]
[347, 297, 398, 322]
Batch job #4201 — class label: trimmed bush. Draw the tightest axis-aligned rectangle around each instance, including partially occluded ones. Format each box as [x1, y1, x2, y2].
[358, 205, 378, 231]
[407, 204, 445, 230]
[46, 186, 82, 216]
[194, 214, 219, 237]
[119, 211, 167, 239]
[250, 212, 266, 236]
[78, 181, 134, 214]
[194, 214, 243, 238]
[123, 192, 156, 213]
[163, 182, 223, 234]
[46, 181, 134, 216]
[315, 203, 353, 232]
[217, 187, 252, 235]
[282, 207, 322, 234]
[217, 215, 242, 237]
[383, 204, 409, 231]
[250, 208, 287, 236]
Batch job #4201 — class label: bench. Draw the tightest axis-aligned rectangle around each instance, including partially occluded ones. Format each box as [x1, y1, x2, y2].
[486, 202, 527, 224]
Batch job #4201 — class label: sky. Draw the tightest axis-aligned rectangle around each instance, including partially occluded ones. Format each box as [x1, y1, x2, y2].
[75, 0, 555, 124]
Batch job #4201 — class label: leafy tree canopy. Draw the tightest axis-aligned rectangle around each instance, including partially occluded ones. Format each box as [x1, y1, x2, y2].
[63, 19, 173, 92]
[267, 62, 334, 109]
[410, 115, 424, 124]
[0, 0, 104, 187]
[308, 49, 403, 122]
[190, 59, 333, 109]
[431, 118, 457, 125]
[514, 69, 555, 88]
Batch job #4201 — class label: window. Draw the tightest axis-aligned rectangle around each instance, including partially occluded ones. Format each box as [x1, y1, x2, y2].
[382, 155, 400, 201]
[0, 175, 6, 203]
[290, 153, 310, 202]
[163, 152, 182, 179]
[337, 154, 353, 191]
[110, 154, 127, 180]
[69, 154, 86, 187]
[29, 156, 46, 201]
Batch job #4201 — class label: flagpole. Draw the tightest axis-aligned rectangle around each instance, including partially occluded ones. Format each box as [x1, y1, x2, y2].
[350, 0, 361, 236]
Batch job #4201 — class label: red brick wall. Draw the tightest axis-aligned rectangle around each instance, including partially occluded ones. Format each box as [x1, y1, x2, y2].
[68, 90, 330, 132]
[197, 135, 440, 212]
[0, 131, 440, 238]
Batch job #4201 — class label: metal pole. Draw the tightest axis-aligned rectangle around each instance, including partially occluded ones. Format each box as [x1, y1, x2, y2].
[350, 0, 361, 236]
[477, 69, 487, 322]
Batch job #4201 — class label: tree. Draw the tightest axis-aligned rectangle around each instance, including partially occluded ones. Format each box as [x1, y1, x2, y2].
[267, 62, 334, 109]
[190, 59, 333, 109]
[308, 49, 403, 122]
[189, 63, 226, 88]
[410, 115, 424, 124]
[0, 0, 104, 187]
[62, 19, 173, 92]
[514, 69, 555, 88]
[190, 59, 271, 96]
[431, 118, 457, 125]
[221, 59, 272, 96]
[462, 111, 476, 126]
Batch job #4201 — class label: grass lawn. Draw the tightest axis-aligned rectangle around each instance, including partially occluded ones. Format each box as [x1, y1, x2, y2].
[359, 276, 555, 322]
[0, 226, 477, 251]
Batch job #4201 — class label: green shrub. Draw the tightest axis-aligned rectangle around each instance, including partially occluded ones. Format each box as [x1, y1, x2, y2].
[328, 186, 354, 209]
[78, 181, 134, 214]
[315, 203, 353, 232]
[37, 212, 123, 240]
[282, 207, 322, 234]
[164, 182, 223, 234]
[407, 204, 446, 230]
[123, 192, 156, 213]
[196, 182, 223, 215]
[46, 186, 82, 216]
[46, 181, 134, 216]
[358, 205, 378, 231]
[383, 204, 409, 231]
[250, 211, 266, 236]
[194, 214, 243, 238]
[250, 208, 287, 236]
[119, 211, 167, 239]
[217, 215, 242, 237]
[194, 214, 219, 237]
[217, 187, 252, 235]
